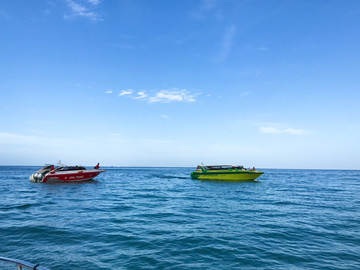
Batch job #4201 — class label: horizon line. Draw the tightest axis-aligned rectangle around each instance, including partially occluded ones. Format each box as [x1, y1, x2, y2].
[0, 165, 358, 171]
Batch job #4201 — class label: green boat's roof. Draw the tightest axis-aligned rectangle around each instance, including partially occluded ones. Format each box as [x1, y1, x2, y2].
[198, 165, 245, 170]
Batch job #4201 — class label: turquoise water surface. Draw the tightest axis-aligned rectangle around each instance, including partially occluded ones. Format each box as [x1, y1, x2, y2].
[0, 166, 359, 269]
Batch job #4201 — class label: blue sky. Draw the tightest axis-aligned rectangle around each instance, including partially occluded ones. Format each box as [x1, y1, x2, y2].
[1, 0, 359, 169]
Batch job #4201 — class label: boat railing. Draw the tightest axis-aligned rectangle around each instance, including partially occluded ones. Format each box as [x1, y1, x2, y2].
[0, 257, 50, 270]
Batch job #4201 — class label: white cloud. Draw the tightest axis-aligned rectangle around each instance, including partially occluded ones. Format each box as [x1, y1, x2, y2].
[64, 0, 102, 21]
[117, 88, 199, 103]
[259, 126, 310, 135]
[161, 114, 169, 119]
[149, 89, 196, 103]
[119, 89, 133, 96]
[66, 0, 91, 16]
[105, 90, 112, 94]
[134, 91, 148, 100]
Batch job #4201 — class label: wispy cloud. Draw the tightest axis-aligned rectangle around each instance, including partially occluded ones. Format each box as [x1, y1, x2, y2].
[0, 132, 71, 145]
[149, 89, 196, 103]
[109, 44, 136, 50]
[141, 139, 174, 145]
[259, 126, 282, 134]
[216, 25, 236, 62]
[110, 133, 128, 143]
[192, 0, 220, 20]
[239, 91, 253, 97]
[254, 46, 268, 51]
[134, 91, 148, 100]
[201, 0, 218, 11]
[284, 128, 310, 135]
[105, 90, 112, 94]
[118, 88, 199, 103]
[245, 45, 268, 52]
[64, 0, 102, 21]
[119, 89, 133, 96]
[237, 69, 262, 77]
[87, 0, 101, 5]
[259, 125, 310, 135]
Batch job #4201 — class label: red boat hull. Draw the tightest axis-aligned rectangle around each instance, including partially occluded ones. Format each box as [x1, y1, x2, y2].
[42, 169, 105, 183]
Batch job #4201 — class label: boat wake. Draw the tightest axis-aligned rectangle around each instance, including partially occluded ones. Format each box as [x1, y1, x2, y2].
[151, 174, 190, 180]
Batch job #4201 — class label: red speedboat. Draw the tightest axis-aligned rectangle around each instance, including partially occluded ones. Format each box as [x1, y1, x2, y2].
[29, 164, 106, 183]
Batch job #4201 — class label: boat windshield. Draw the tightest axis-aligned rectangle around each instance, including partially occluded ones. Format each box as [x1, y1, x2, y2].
[56, 166, 86, 171]
[41, 165, 54, 170]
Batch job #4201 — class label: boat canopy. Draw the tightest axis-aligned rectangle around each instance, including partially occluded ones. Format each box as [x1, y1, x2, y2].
[200, 165, 245, 170]
[41, 164, 86, 171]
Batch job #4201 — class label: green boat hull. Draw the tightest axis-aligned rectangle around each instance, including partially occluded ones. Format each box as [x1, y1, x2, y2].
[191, 170, 263, 181]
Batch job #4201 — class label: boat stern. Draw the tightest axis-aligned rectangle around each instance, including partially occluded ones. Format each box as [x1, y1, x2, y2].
[29, 165, 53, 183]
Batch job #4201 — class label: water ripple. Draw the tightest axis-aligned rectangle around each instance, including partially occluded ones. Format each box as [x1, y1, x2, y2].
[0, 167, 359, 269]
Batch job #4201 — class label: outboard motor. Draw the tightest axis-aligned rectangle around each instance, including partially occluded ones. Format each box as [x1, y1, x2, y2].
[29, 165, 53, 183]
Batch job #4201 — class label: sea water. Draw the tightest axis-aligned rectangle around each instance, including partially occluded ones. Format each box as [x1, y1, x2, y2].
[0, 166, 359, 270]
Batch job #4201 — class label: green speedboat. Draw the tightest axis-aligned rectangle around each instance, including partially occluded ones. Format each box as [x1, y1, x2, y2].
[191, 165, 263, 181]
